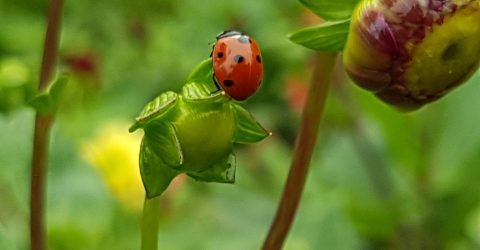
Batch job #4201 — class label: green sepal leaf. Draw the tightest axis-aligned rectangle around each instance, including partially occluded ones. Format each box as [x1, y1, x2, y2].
[187, 153, 236, 183]
[29, 95, 50, 114]
[289, 19, 350, 52]
[183, 58, 219, 99]
[129, 91, 178, 132]
[143, 123, 184, 167]
[183, 83, 228, 103]
[140, 138, 180, 198]
[299, 0, 359, 20]
[232, 103, 270, 144]
[29, 74, 69, 114]
[186, 58, 214, 85]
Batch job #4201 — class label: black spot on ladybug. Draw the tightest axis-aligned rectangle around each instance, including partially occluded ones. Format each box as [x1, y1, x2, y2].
[217, 52, 224, 58]
[237, 36, 249, 44]
[256, 55, 262, 63]
[224, 80, 234, 87]
[234, 55, 244, 63]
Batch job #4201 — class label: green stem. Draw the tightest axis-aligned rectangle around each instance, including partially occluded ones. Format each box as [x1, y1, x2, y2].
[141, 196, 161, 250]
[262, 52, 337, 250]
[30, 0, 64, 250]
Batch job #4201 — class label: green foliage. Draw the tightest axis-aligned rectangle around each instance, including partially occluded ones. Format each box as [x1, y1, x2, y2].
[130, 59, 269, 198]
[129, 91, 178, 132]
[185, 59, 215, 90]
[29, 74, 69, 114]
[186, 153, 236, 183]
[289, 19, 350, 52]
[232, 103, 270, 144]
[299, 0, 359, 20]
[182, 59, 222, 101]
[139, 138, 180, 198]
[291, 0, 359, 51]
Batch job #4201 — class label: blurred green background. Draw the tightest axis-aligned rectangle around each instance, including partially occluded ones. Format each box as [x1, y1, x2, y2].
[1, 0, 480, 249]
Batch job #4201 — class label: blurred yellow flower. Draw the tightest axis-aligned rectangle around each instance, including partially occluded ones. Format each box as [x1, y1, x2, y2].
[81, 122, 144, 211]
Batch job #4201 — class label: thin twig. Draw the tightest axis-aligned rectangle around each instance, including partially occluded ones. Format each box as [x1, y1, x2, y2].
[141, 196, 162, 250]
[30, 0, 64, 249]
[262, 52, 337, 250]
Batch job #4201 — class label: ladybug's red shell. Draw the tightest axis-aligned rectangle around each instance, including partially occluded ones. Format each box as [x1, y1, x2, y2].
[212, 31, 263, 101]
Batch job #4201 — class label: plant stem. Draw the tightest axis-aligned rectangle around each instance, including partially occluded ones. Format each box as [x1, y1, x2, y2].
[141, 196, 161, 250]
[262, 52, 337, 250]
[30, 0, 64, 250]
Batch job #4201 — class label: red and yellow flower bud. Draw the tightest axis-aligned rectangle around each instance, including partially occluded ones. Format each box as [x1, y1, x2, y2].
[343, 0, 480, 110]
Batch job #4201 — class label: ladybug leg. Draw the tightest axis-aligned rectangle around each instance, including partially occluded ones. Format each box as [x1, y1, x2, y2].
[211, 73, 222, 94]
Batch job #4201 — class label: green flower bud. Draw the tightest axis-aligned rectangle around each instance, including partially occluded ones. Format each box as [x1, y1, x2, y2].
[129, 59, 270, 198]
[343, 0, 480, 110]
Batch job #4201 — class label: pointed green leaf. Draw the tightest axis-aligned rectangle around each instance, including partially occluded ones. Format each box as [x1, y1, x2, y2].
[183, 58, 220, 99]
[299, 0, 359, 20]
[129, 91, 178, 132]
[143, 123, 184, 167]
[289, 19, 350, 52]
[232, 103, 270, 144]
[187, 153, 236, 183]
[29, 74, 69, 114]
[186, 58, 214, 84]
[140, 138, 179, 198]
[29, 94, 51, 114]
[49, 74, 69, 104]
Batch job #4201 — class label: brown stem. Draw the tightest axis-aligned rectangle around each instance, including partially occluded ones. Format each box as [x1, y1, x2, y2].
[262, 52, 337, 250]
[30, 0, 64, 249]
[30, 114, 53, 250]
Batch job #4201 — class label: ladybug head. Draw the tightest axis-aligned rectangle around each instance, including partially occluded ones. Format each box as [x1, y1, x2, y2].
[216, 30, 243, 40]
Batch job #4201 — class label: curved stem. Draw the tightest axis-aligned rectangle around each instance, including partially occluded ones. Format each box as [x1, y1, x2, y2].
[30, 0, 64, 250]
[262, 52, 337, 250]
[141, 196, 161, 250]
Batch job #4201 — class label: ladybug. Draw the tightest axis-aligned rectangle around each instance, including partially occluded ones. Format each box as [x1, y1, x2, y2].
[212, 30, 263, 101]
